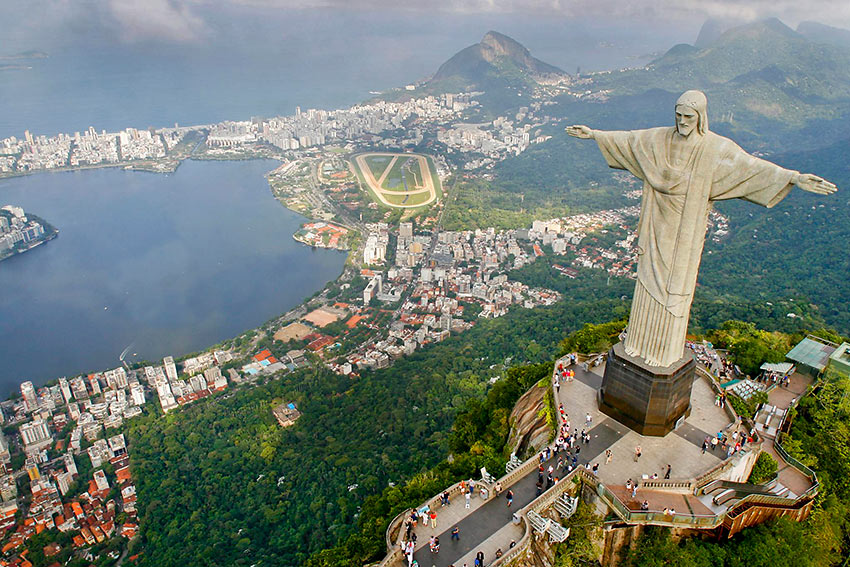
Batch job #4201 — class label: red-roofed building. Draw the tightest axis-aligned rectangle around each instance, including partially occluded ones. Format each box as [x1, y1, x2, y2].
[121, 523, 138, 539]
[253, 350, 273, 362]
[307, 335, 334, 352]
[115, 467, 131, 485]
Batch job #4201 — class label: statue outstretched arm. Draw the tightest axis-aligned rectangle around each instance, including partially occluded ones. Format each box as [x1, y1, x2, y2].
[791, 172, 838, 195]
[566, 125, 596, 140]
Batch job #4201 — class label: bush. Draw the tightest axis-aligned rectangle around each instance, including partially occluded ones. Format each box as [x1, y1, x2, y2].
[748, 451, 779, 484]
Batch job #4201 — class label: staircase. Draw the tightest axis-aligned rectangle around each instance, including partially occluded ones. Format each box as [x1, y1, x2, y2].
[553, 493, 578, 519]
[527, 510, 571, 543]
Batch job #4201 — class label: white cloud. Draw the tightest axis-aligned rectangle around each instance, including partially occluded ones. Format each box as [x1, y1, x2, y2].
[106, 0, 209, 43]
[220, 0, 850, 28]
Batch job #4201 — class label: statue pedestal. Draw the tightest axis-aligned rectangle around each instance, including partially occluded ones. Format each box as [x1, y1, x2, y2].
[599, 342, 695, 436]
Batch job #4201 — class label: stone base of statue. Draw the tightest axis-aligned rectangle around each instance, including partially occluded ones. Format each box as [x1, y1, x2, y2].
[599, 342, 695, 436]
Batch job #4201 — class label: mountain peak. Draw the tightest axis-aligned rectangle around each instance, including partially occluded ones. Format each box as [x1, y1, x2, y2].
[694, 18, 737, 48]
[718, 17, 799, 42]
[431, 31, 565, 85]
[480, 31, 530, 60]
[797, 21, 850, 48]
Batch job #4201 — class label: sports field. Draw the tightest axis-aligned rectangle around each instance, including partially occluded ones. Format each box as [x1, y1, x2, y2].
[351, 152, 440, 209]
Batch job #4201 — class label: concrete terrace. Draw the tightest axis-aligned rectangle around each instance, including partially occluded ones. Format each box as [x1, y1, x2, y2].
[397, 355, 742, 567]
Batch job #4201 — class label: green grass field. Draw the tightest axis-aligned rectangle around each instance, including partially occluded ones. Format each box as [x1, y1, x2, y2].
[381, 157, 424, 192]
[351, 152, 441, 209]
[363, 155, 393, 180]
[383, 191, 432, 207]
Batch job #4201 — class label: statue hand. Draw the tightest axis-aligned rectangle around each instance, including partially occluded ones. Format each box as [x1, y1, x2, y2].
[795, 173, 838, 195]
[566, 125, 594, 140]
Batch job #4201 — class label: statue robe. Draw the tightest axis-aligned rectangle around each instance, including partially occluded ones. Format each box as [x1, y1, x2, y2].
[595, 127, 795, 367]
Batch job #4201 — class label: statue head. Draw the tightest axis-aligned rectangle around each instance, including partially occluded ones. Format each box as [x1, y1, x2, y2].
[675, 90, 708, 137]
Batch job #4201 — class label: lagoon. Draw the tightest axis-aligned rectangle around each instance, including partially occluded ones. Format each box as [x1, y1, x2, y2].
[0, 159, 346, 392]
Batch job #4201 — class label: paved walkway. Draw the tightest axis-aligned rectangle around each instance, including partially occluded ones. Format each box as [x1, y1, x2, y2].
[404, 355, 737, 567]
[766, 372, 814, 497]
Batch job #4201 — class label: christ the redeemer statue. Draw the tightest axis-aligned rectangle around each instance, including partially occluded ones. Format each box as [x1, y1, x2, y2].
[566, 90, 836, 434]
[568, 90, 836, 368]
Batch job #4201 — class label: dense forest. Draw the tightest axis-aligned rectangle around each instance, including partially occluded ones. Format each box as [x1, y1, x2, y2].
[128, 250, 850, 566]
[127, 271, 631, 566]
[701, 137, 850, 334]
[450, 128, 850, 336]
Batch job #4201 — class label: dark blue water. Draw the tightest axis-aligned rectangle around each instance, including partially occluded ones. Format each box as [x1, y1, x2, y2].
[0, 160, 346, 391]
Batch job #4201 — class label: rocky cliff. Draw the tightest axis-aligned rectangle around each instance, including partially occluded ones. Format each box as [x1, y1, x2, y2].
[506, 381, 552, 458]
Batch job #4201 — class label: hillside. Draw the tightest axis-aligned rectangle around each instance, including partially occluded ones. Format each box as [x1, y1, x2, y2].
[442, 18, 850, 334]
[432, 31, 566, 85]
[421, 31, 569, 113]
[797, 21, 850, 49]
[582, 18, 850, 150]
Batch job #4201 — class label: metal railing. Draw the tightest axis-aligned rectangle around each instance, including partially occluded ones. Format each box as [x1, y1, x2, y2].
[638, 478, 695, 493]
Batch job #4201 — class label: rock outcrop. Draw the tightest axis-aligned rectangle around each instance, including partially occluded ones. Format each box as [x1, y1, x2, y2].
[506, 382, 551, 458]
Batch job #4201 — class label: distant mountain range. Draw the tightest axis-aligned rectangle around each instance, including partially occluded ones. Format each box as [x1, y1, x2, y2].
[575, 18, 850, 152]
[796, 21, 850, 49]
[415, 20, 850, 149]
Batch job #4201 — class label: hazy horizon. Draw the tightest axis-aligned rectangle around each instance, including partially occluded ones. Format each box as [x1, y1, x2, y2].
[2, 3, 846, 139]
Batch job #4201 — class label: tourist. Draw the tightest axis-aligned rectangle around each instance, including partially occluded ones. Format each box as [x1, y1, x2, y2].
[591, 463, 599, 475]
[495, 548, 503, 558]
[429, 510, 437, 529]
[586, 412, 592, 426]
[641, 500, 649, 511]
[664, 464, 671, 479]
[465, 491, 471, 509]
[634, 445, 642, 462]
[434, 536, 440, 553]
[605, 449, 612, 464]
[451, 526, 460, 541]
[506, 490, 514, 507]
[494, 481, 502, 496]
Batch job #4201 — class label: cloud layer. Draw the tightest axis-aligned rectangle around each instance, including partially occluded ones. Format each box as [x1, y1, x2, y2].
[107, 0, 209, 43]
[6, 0, 850, 46]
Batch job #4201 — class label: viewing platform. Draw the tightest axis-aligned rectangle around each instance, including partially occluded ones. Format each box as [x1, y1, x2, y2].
[377, 350, 818, 567]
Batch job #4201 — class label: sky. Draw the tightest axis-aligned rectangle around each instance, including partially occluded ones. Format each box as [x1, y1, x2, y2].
[1, 0, 848, 138]
[2, 0, 848, 48]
